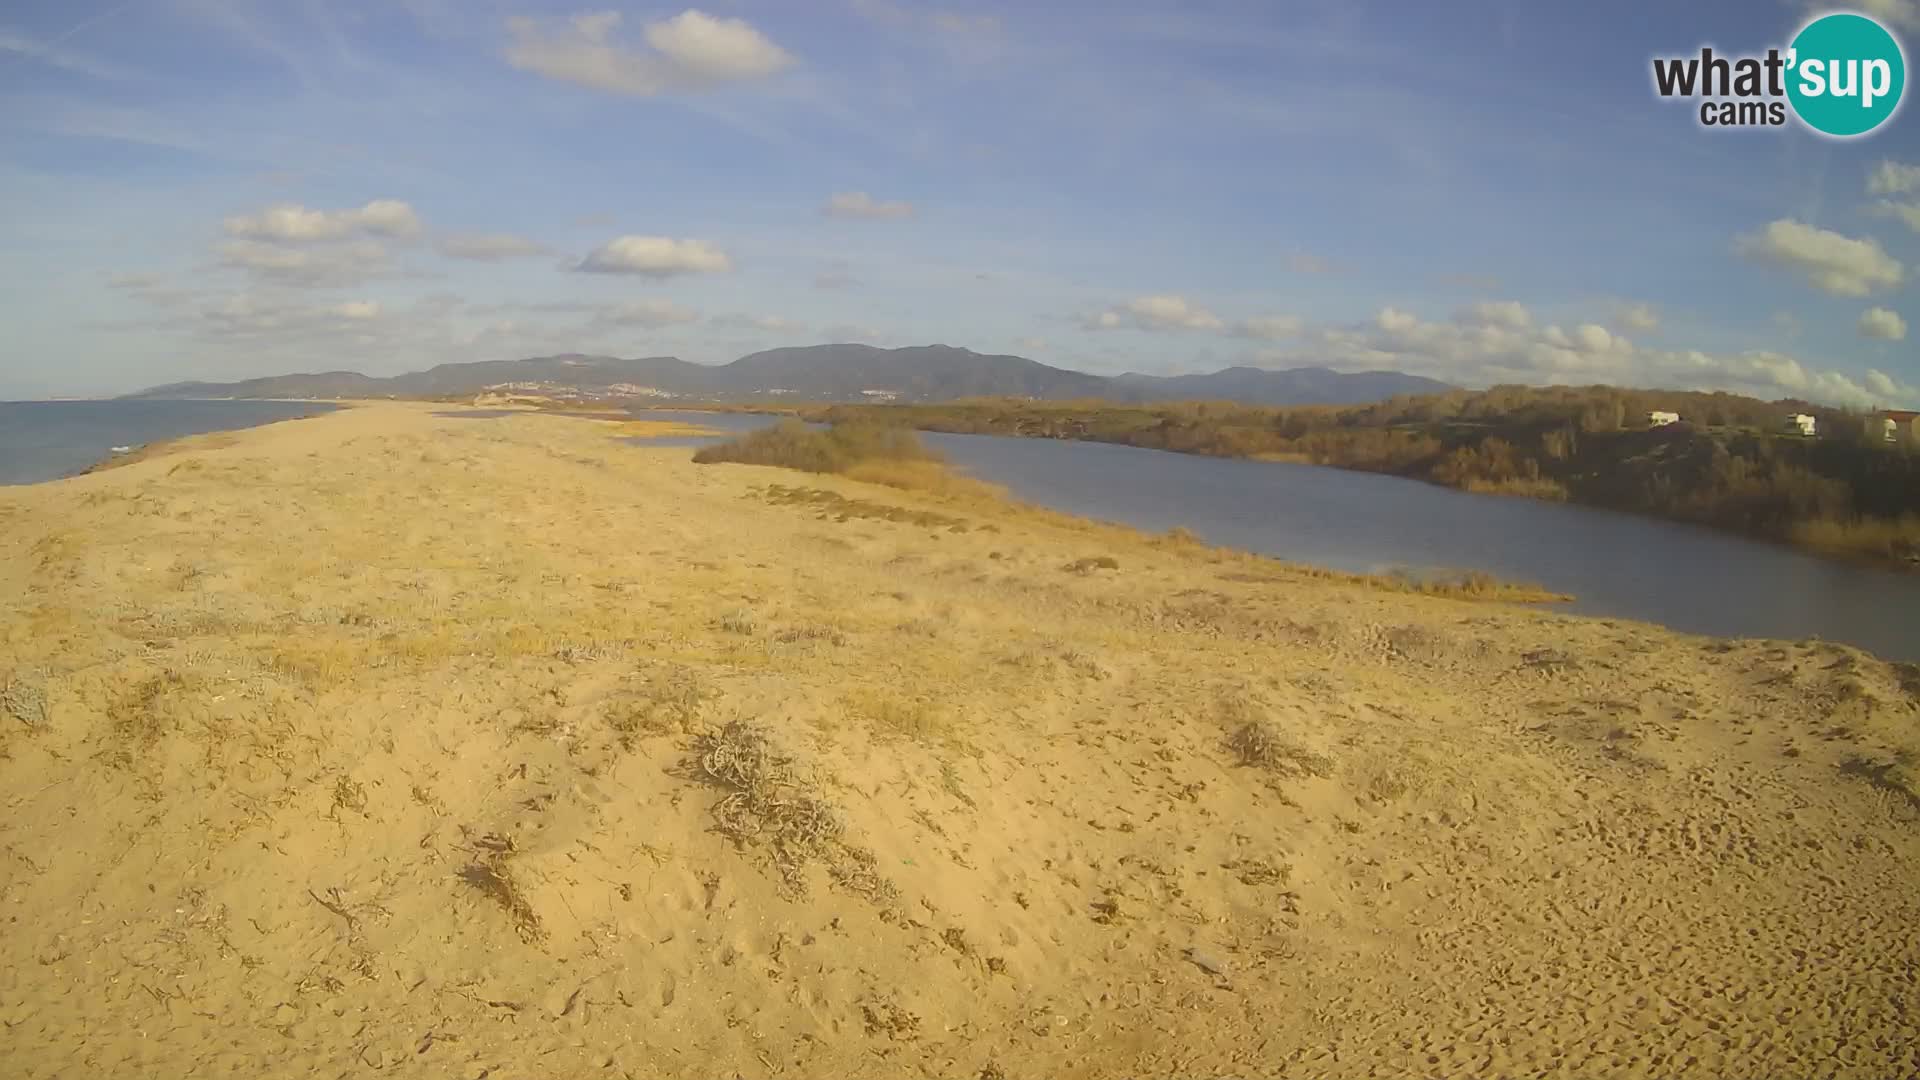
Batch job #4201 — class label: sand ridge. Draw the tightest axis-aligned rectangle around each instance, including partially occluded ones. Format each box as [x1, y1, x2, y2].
[1, 402, 1916, 1078]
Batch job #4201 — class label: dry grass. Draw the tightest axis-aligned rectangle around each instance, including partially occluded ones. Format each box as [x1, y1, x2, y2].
[1226, 720, 1334, 778]
[753, 484, 970, 531]
[1063, 556, 1120, 574]
[694, 420, 937, 474]
[842, 459, 1006, 502]
[845, 689, 947, 743]
[1792, 514, 1920, 567]
[691, 720, 891, 899]
[1221, 695, 1333, 778]
[774, 623, 850, 649]
[696, 420, 1007, 503]
[456, 833, 544, 944]
[1357, 749, 1441, 804]
[1839, 751, 1920, 810]
[606, 665, 712, 746]
[99, 671, 202, 767]
[1284, 561, 1572, 604]
[603, 419, 725, 439]
[1461, 476, 1572, 500]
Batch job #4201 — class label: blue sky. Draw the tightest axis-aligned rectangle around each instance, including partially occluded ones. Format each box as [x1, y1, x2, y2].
[2, 0, 1919, 405]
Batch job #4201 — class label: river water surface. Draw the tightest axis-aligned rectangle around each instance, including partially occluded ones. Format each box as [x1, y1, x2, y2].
[633, 410, 1920, 661]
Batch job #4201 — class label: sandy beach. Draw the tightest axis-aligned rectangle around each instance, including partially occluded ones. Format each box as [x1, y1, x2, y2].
[2, 401, 1916, 1079]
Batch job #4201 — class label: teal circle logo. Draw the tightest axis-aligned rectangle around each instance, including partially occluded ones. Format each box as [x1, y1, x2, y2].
[1787, 13, 1906, 137]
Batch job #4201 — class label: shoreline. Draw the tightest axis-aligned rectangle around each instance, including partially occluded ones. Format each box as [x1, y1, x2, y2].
[15, 401, 1916, 658]
[3, 402, 1917, 1077]
[0, 399, 347, 487]
[803, 403, 1920, 575]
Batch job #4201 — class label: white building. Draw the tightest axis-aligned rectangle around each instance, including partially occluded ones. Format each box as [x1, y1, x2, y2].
[1886, 410, 1918, 443]
[1648, 410, 1680, 426]
[1785, 413, 1817, 437]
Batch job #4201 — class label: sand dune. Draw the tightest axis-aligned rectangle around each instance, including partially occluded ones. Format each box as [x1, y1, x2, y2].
[2, 402, 1916, 1079]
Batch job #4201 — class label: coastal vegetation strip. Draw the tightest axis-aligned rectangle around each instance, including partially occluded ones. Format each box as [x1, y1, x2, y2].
[796, 386, 1920, 570]
[692, 420, 1571, 604]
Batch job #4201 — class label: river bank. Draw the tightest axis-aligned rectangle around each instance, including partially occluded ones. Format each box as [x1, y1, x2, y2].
[799, 399, 1920, 573]
[2, 402, 1917, 1078]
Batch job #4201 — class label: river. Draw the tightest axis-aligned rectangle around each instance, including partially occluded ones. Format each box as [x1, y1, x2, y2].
[632, 410, 1920, 661]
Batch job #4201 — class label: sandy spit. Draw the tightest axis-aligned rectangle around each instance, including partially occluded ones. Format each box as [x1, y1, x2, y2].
[1, 402, 1916, 1079]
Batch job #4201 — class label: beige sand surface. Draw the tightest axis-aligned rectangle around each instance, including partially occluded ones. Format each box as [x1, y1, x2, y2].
[2, 402, 1916, 1079]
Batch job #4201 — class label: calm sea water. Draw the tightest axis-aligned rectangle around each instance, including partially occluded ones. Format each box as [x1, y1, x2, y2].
[628, 410, 1920, 660]
[0, 400, 339, 485]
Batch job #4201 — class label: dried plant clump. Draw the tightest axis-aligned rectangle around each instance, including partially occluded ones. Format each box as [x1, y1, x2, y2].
[753, 484, 970, 531]
[2, 675, 48, 730]
[1224, 712, 1334, 778]
[861, 998, 923, 1040]
[607, 664, 712, 746]
[1062, 556, 1120, 574]
[95, 671, 199, 768]
[1840, 752, 1920, 810]
[456, 833, 544, 944]
[692, 720, 891, 900]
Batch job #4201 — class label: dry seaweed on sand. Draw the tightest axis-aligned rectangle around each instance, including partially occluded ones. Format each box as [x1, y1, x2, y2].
[455, 833, 544, 944]
[691, 720, 892, 900]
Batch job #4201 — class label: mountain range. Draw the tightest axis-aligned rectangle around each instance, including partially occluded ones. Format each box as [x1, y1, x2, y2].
[126, 344, 1450, 407]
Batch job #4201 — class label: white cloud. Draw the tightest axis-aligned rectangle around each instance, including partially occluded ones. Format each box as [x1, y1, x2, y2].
[223, 200, 422, 242]
[436, 233, 550, 260]
[217, 239, 393, 287]
[1460, 300, 1530, 329]
[1087, 295, 1224, 332]
[1868, 159, 1920, 195]
[1866, 369, 1907, 398]
[189, 294, 401, 342]
[594, 298, 700, 327]
[1805, 0, 1920, 31]
[1572, 324, 1617, 352]
[0, 29, 129, 80]
[504, 9, 794, 96]
[1234, 315, 1304, 340]
[1873, 199, 1920, 234]
[1859, 306, 1908, 341]
[1287, 306, 1915, 408]
[822, 191, 916, 220]
[1615, 303, 1659, 333]
[574, 236, 732, 276]
[330, 300, 382, 320]
[1735, 219, 1903, 296]
[1375, 307, 1420, 333]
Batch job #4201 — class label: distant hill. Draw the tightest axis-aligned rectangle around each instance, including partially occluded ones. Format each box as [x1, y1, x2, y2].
[124, 343, 1449, 407]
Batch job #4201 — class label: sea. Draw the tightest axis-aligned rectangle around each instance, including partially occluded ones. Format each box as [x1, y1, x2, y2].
[0, 400, 340, 485]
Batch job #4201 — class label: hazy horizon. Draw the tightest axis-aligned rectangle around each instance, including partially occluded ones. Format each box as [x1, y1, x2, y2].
[3, 1, 1918, 408]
